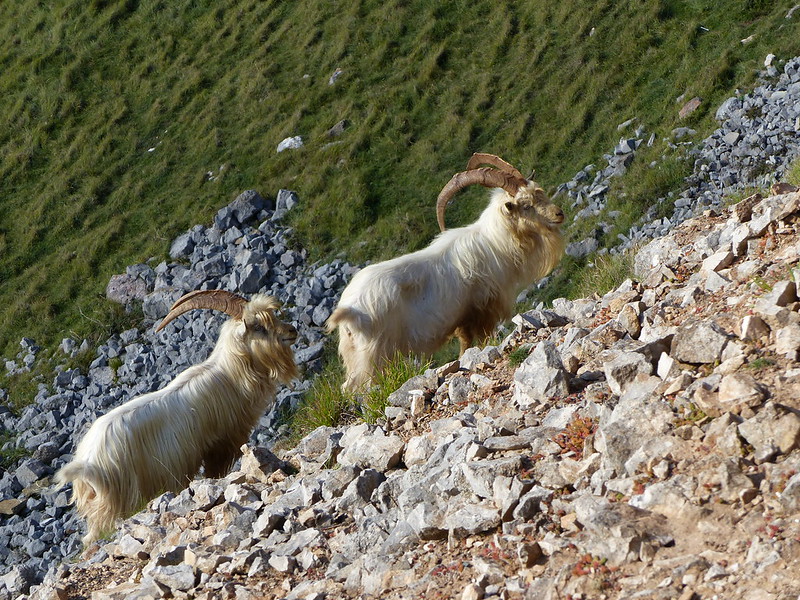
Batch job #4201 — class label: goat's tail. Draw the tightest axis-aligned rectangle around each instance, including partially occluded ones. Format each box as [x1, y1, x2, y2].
[56, 460, 125, 545]
[326, 306, 373, 335]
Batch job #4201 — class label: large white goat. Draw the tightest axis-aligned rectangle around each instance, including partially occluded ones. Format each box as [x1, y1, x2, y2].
[327, 153, 565, 391]
[56, 290, 298, 544]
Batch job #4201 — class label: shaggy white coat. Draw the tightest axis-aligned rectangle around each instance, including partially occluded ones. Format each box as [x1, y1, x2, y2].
[56, 295, 297, 544]
[328, 184, 564, 391]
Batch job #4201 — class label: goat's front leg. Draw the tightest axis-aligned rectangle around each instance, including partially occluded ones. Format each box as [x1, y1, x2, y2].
[202, 439, 243, 478]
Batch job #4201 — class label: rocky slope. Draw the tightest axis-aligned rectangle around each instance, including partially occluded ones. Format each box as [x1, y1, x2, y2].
[25, 183, 800, 600]
[1, 55, 800, 599]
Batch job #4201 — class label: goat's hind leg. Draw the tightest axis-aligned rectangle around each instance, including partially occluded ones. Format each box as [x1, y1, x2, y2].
[454, 326, 473, 356]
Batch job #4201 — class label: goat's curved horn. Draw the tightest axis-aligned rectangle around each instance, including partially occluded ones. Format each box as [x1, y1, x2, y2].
[156, 290, 248, 332]
[466, 153, 525, 181]
[436, 167, 525, 231]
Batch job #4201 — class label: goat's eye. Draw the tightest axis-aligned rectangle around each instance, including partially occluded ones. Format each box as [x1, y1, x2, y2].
[248, 322, 267, 334]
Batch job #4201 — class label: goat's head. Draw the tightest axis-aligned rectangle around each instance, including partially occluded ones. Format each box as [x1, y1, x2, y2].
[436, 153, 565, 233]
[157, 290, 298, 383]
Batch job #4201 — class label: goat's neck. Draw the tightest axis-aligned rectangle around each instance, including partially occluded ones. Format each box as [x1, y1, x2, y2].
[206, 343, 274, 401]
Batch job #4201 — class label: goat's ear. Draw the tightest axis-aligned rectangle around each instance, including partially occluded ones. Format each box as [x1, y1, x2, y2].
[503, 201, 517, 216]
[244, 318, 267, 334]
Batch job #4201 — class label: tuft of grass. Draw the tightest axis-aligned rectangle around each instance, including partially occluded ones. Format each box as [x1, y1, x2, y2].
[721, 185, 769, 207]
[573, 144, 693, 254]
[0, 357, 54, 414]
[746, 357, 776, 370]
[531, 248, 636, 307]
[784, 156, 800, 186]
[290, 363, 350, 439]
[361, 353, 431, 424]
[0, 432, 30, 469]
[508, 345, 532, 367]
[574, 250, 637, 300]
[289, 352, 429, 440]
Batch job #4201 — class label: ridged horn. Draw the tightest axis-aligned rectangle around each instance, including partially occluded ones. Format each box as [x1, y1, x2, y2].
[155, 289, 248, 332]
[465, 153, 525, 181]
[436, 167, 525, 231]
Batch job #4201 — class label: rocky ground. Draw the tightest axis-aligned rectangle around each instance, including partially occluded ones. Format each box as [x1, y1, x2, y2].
[559, 55, 800, 260]
[25, 184, 800, 600]
[2, 55, 800, 599]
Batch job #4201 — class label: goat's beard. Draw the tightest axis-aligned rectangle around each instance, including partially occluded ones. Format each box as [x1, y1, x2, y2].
[249, 339, 298, 385]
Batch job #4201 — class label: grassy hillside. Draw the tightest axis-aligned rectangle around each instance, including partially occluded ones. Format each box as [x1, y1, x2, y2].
[0, 0, 797, 358]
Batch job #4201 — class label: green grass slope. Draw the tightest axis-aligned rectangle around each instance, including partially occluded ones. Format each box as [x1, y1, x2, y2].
[0, 0, 797, 357]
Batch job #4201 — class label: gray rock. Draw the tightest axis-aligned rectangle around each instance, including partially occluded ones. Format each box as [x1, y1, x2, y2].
[386, 371, 438, 409]
[779, 472, 800, 511]
[573, 495, 672, 565]
[717, 458, 757, 503]
[190, 481, 225, 511]
[443, 374, 471, 406]
[634, 236, 680, 278]
[603, 351, 653, 396]
[717, 373, 767, 412]
[232, 264, 270, 294]
[670, 320, 730, 364]
[322, 465, 360, 501]
[15, 459, 51, 488]
[405, 502, 446, 540]
[596, 378, 673, 475]
[239, 445, 284, 483]
[738, 402, 800, 457]
[229, 190, 270, 225]
[143, 289, 182, 321]
[461, 455, 525, 499]
[337, 423, 404, 471]
[106, 273, 150, 306]
[169, 232, 195, 259]
[274, 189, 299, 220]
[269, 553, 296, 573]
[512, 341, 569, 407]
[775, 323, 800, 359]
[114, 534, 149, 560]
[327, 119, 350, 137]
[512, 486, 553, 521]
[444, 502, 500, 538]
[149, 563, 197, 592]
[565, 237, 600, 258]
[460, 345, 501, 370]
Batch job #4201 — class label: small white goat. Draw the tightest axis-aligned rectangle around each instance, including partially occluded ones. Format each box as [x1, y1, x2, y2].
[327, 153, 564, 391]
[56, 290, 298, 544]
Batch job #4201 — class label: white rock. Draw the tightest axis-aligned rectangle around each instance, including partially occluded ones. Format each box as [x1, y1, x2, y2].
[277, 136, 304, 153]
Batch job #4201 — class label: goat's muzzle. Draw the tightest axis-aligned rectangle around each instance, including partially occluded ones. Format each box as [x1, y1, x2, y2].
[282, 324, 298, 344]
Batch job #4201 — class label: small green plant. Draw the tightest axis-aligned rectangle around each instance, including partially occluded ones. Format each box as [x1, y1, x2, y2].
[752, 275, 772, 292]
[784, 157, 800, 187]
[508, 345, 532, 367]
[673, 401, 708, 427]
[552, 415, 597, 460]
[430, 337, 460, 369]
[0, 432, 30, 469]
[109, 356, 123, 373]
[746, 357, 776, 370]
